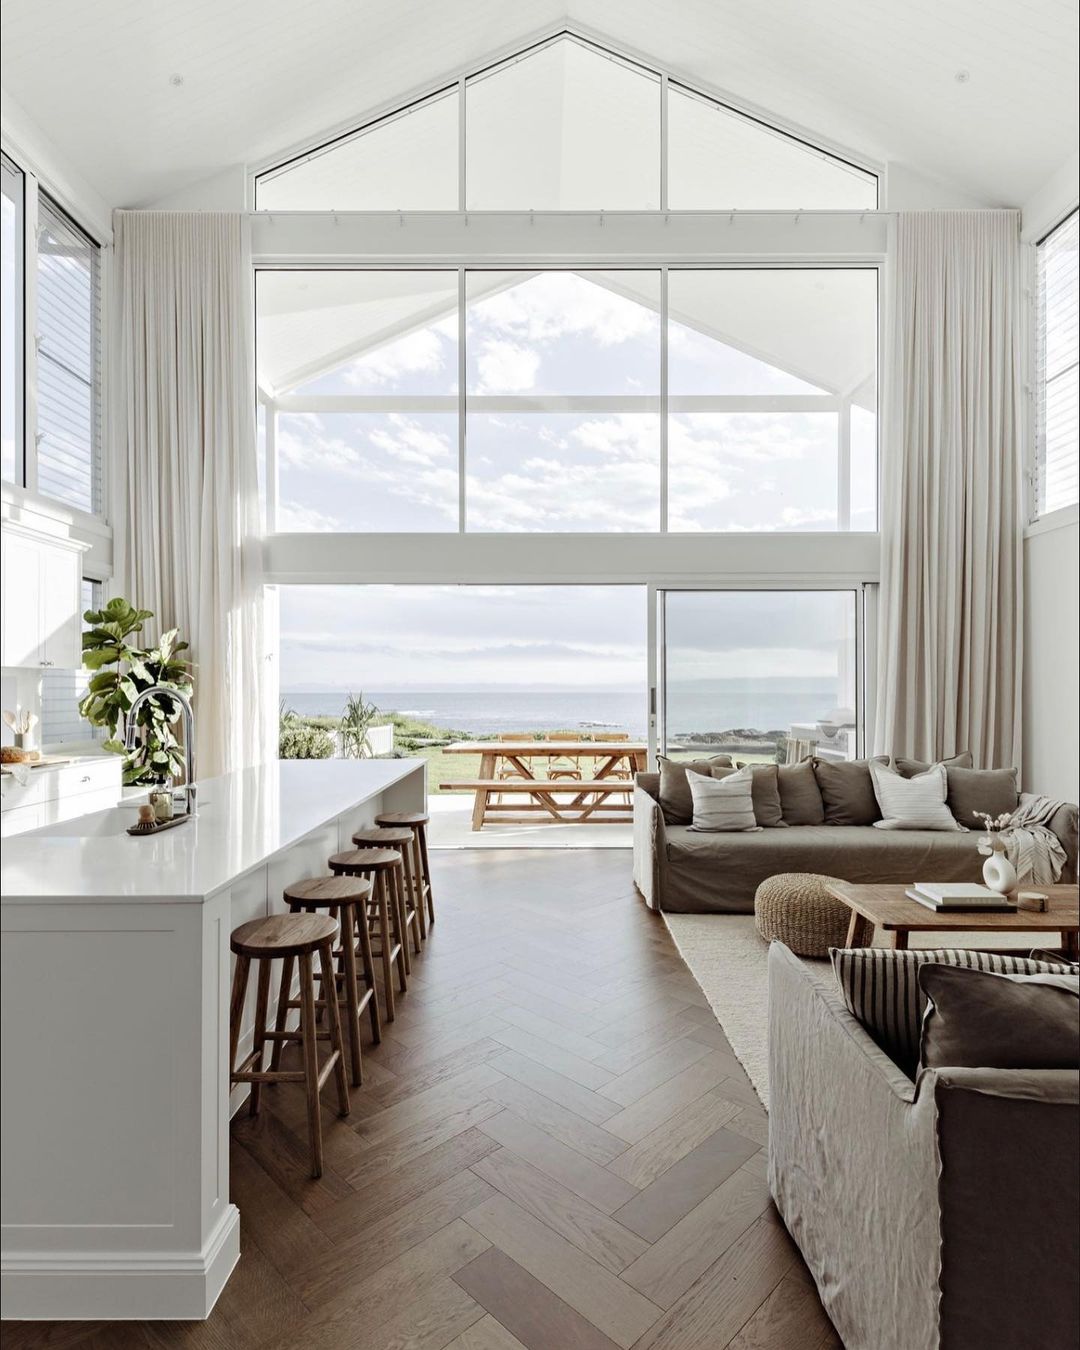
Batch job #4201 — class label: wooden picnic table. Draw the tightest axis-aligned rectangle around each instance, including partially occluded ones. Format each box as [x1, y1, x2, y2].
[441, 740, 649, 830]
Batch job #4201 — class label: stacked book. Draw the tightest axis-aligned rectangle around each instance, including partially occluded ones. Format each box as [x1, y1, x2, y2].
[906, 882, 1016, 912]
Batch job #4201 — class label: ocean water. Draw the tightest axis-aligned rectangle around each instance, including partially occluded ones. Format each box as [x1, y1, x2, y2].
[282, 682, 839, 739]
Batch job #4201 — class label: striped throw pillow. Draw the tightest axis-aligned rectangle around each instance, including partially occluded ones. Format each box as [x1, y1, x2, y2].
[829, 947, 1076, 1076]
[869, 760, 963, 831]
[686, 767, 759, 833]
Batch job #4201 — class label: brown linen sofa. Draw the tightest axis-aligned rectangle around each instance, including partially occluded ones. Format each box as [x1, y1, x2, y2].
[632, 771, 1079, 913]
[767, 942, 1080, 1350]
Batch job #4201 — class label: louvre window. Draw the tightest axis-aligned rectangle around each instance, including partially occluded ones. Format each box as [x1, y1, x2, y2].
[1, 152, 24, 486]
[1035, 209, 1079, 517]
[36, 195, 101, 515]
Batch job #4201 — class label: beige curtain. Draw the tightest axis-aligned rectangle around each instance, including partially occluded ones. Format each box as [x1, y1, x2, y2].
[874, 210, 1024, 769]
[112, 212, 265, 780]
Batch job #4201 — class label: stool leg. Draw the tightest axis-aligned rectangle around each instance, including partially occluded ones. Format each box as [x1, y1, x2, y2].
[372, 873, 396, 1023]
[339, 906, 364, 1086]
[319, 939, 350, 1118]
[269, 952, 295, 1071]
[418, 823, 435, 926]
[354, 901, 381, 1043]
[298, 952, 324, 1179]
[248, 958, 272, 1117]
[402, 840, 426, 942]
[389, 867, 410, 989]
[228, 954, 251, 1079]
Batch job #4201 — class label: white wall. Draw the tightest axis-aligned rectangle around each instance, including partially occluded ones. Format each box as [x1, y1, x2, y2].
[1021, 153, 1079, 802]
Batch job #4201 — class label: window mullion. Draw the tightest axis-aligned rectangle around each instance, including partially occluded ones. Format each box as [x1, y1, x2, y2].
[660, 265, 669, 532]
[458, 267, 467, 531]
[23, 172, 40, 496]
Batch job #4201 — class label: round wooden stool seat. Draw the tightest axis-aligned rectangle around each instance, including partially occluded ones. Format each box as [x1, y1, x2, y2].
[329, 848, 401, 873]
[352, 826, 413, 847]
[231, 912, 337, 957]
[375, 810, 429, 827]
[284, 875, 372, 908]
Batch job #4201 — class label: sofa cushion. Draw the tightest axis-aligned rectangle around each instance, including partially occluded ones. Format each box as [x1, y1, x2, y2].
[829, 947, 1076, 1076]
[659, 823, 989, 914]
[870, 761, 964, 832]
[687, 767, 758, 832]
[918, 964, 1080, 1071]
[813, 757, 888, 826]
[946, 766, 1020, 830]
[776, 761, 825, 826]
[657, 754, 734, 825]
[893, 750, 973, 777]
[719, 763, 786, 828]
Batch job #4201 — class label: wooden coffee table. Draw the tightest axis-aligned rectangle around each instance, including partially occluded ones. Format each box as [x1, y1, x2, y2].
[826, 881, 1080, 957]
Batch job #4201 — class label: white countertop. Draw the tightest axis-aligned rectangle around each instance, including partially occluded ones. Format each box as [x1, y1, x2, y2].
[0, 759, 425, 903]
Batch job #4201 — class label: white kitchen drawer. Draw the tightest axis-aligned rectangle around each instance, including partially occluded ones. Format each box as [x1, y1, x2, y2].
[0, 758, 121, 815]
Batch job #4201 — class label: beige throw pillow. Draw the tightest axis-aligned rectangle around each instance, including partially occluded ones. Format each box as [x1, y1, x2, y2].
[686, 767, 759, 833]
[870, 761, 964, 831]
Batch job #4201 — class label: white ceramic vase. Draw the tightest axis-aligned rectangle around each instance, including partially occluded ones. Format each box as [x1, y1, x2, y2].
[982, 837, 1017, 895]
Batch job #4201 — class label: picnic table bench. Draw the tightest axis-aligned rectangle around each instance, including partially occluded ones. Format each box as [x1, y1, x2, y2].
[441, 739, 648, 830]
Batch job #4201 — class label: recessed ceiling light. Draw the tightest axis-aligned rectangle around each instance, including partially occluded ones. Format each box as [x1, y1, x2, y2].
[954, 69, 970, 84]
[169, 73, 185, 87]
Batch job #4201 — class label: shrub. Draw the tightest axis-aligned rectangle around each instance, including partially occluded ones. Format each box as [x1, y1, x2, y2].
[279, 723, 334, 759]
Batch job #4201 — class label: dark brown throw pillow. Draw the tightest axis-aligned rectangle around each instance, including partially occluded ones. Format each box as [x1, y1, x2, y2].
[719, 763, 785, 828]
[893, 751, 973, 778]
[813, 756, 889, 826]
[918, 964, 1080, 1071]
[776, 760, 825, 826]
[945, 766, 1020, 830]
[657, 754, 734, 825]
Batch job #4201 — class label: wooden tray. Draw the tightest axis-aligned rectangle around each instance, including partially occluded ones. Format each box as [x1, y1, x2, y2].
[127, 815, 193, 837]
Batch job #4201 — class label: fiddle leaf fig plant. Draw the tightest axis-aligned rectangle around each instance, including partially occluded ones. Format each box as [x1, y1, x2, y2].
[78, 596, 194, 787]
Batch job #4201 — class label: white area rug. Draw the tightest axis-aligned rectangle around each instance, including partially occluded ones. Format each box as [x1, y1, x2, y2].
[662, 914, 775, 1108]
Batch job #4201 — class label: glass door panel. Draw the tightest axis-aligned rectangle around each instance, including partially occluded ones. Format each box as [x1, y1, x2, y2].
[658, 589, 858, 764]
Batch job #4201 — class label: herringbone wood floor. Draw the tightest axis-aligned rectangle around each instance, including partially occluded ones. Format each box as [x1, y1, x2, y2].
[3, 849, 840, 1350]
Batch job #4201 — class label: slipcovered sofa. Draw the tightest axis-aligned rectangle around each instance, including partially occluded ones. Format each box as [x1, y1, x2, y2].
[632, 770, 1079, 913]
[767, 942, 1080, 1350]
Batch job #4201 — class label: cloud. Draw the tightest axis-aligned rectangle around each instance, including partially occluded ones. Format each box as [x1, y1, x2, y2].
[343, 327, 449, 389]
[470, 273, 657, 350]
[474, 340, 540, 393]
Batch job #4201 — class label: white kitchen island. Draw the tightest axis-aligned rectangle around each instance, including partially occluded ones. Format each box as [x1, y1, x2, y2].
[0, 758, 426, 1322]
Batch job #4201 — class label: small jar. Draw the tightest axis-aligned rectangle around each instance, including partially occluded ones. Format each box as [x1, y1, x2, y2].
[150, 790, 173, 822]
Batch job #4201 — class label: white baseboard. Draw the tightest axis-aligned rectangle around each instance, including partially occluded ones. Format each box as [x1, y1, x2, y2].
[0, 1205, 240, 1321]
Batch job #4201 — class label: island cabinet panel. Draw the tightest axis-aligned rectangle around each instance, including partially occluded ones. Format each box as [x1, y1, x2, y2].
[0, 759, 427, 1322]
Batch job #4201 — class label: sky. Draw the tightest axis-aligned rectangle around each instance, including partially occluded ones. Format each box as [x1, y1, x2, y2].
[277, 583, 854, 698]
[260, 268, 878, 535]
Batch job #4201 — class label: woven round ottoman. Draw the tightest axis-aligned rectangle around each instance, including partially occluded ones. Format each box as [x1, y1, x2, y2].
[754, 872, 849, 958]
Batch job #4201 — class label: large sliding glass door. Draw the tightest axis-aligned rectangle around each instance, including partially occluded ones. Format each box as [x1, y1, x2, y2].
[652, 587, 863, 765]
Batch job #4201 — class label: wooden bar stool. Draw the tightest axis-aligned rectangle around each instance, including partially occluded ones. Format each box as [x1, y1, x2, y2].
[329, 848, 408, 1022]
[279, 875, 380, 1087]
[375, 811, 436, 930]
[352, 826, 424, 950]
[229, 913, 349, 1179]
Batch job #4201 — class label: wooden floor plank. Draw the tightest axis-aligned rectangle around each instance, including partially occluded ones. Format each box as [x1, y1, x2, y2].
[607, 1089, 742, 1189]
[463, 1193, 662, 1348]
[453, 1248, 622, 1350]
[490, 1048, 622, 1125]
[472, 1146, 649, 1272]
[602, 1051, 735, 1144]
[612, 1126, 762, 1243]
[478, 1109, 639, 1213]
[483, 1075, 630, 1165]
[443, 1313, 531, 1350]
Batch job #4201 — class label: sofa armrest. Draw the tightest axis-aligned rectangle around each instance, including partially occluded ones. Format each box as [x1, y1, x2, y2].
[633, 780, 666, 910]
[1047, 802, 1078, 882]
[767, 942, 941, 1350]
[933, 1067, 1079, 1350]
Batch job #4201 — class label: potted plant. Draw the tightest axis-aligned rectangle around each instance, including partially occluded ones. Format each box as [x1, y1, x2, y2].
[78, 597, 195, 787]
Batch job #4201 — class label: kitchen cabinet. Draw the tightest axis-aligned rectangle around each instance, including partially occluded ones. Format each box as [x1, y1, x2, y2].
[0, 525, 86, 670]
[0, 756, 122, 837]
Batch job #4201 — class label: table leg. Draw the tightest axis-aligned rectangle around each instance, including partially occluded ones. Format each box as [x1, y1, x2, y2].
[892, 930, 909, 950]
[472, 752, 495, 831]
[844, 910, 873, 947]
[1063, 929, 1078, 961]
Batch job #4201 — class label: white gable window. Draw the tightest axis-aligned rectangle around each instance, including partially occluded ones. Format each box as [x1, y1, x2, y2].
[1035, 209, 1079, 518]
[2, 153, 24, 487]
[35, 195, 102, 515]
[254, 33, 876, 213]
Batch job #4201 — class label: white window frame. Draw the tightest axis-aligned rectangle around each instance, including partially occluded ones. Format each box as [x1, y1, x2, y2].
[0, 143, 111, 543]
[1028, 207, 1079, 527]
[251, 27, 880, 214]
[256, 259, 881, 539]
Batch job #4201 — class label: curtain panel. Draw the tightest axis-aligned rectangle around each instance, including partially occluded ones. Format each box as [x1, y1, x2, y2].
[112, 211, 265, 779]
[874, 210, 1024, 769]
